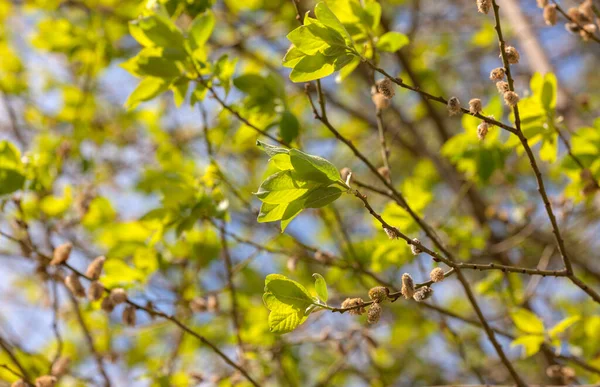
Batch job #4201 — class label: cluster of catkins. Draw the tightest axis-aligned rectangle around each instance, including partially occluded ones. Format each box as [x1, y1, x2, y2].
[371, 78, 396, 111]
[51, 242, 137, 327]
[341, 268, 446, 325]
[539, 0, 598, 41]
[11, 356, 71, 386]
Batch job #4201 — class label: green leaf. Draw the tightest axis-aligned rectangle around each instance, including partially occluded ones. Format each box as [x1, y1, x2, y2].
[376, 31, 409, 53]
[283, 46, 306, 69]
[270, 154, 293, 170]
[171, 78, 189, 107]
[189, 11, 215, 48]
[289, 149, 340, 183]
[257, 140, 289, 157]
[263, 274, 314, 333]
[279, 111, 300, 143]
[312, 273, 328, 303]
[510, 309, 544, 335]
[314, 1, 352, 44]
[289, 53, 335, 82]
[264, 274, 313, 306]
[129, 14, 185, 49]
[255, 170, 317, 204]
[257, 202, 288, 223]
[303, 186, 344, 208]
[0, 140, 25, 196]
[125, 77, 172, 110]
[280, 198, 305, 232]
[549, 315, 580, 339]
[287, 22, 345, 56]
[511, 335, 545, 358]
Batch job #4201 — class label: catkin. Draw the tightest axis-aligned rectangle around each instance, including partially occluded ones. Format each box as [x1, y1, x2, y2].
[110, 288, 128, 304]
[122, 304, 137, 326]
[88, 281, 104, 301]
[376, 78, 395, 99]
[430, 267, 445, 283]
[503, 91, 520, 107]
[85, 256, 105, 280]
[469, 98, 482, 115]
[503, 46, 520, 64]
[64, 274, 85, 298]
[11, 380, 26, 387]
[372, 93, 390, 111]
[477, 122, 490, 140]
[368, 286, 389, 303]
[496, 81, 509, 94]
[476, 0, 491, 14]
[489, 67, 505, 81]
[413, 286, 434, 302]
[341, 297, 366, 315]
[101, 296, 115, 313]
[543, 4, 557, 26]
[50, 242, 72, 265]
[367, 302, 382, 324]
[447, 97, 461, 116]
[401, 273, 415, 299]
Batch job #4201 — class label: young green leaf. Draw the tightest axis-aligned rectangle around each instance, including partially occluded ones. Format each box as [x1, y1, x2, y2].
[510, 309, 544, 335]
[189, 11, 215, 48]
[376, 31, 409, 53]
[289, 149, 341, 183]
[255, 170, 317, 204]
[263, 274, 316, 333]
[510, 335, 545, 358]
[312, 273, 328, 303]
[303, 186, 344, 208]
[257, 140, 289, 157]
[289, 53, 336, 83]
[125, 77, 172, 110]
[548, 315, 580, 340]
[279, 111, 300, 144]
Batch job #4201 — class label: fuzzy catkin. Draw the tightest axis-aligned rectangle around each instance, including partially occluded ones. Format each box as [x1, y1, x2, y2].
[536, 0, 548, 8]
[85, 256, 105, 280]
[489, 67, 505, 81]
[50, 242, 72, 265]
[11, 380, 26, 387]
[430, 267, 445, 283]
[110, 288, 128, 304]
[413, 286, 434, 302]
[504, 46, 520, 64]
[447, 97, 461, 116]
[477, 122, 490, 140]
[341, 297, 366, 315]
[368, 286, 389, 302]
[543, 4, 557, 26]
[88, 281, 104, 301]
[496, 81, 509, 94]
[101, 296, 115, 313]
[122, 304, 136, 326]
[469, 98, 482, 115]
[65, 274, 85, 298]
[367, 302, 382, 324]
[504, 91, 520, 107]
[376, 78, 395, 99]
[207, 294, 219, 312]
[476, 0, 491, 14]
[401, 273, 415, 299]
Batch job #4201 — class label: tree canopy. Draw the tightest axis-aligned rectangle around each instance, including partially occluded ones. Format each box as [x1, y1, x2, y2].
[1, 0, 600, 386]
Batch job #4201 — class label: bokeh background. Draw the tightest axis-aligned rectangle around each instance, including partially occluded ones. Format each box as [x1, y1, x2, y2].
[1, 0, 600, 386]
